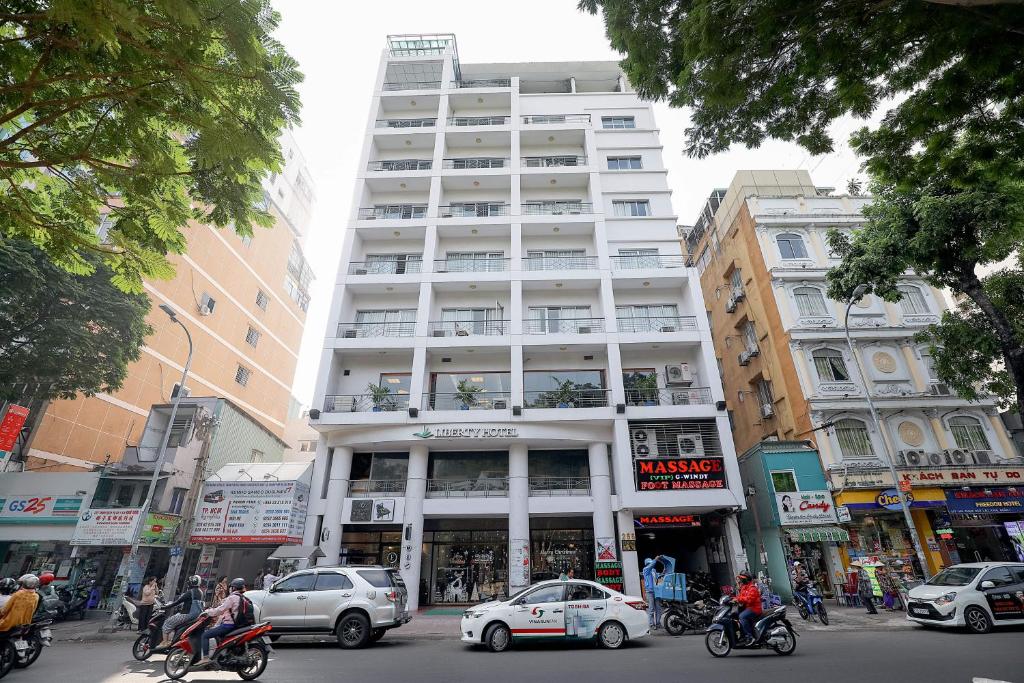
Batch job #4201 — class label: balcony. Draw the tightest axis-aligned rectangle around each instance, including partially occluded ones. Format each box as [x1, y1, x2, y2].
[375, 118, 436, 128]
[522, 318, 604, 335]
[367, 159, 432, 172]
[348, 260, 422, 275]
[521, 201, 593, 216]
[617, 316, 698, 333]
[349, 480, 407, 497]
[528, 477, 591, 496]
[447, 115, 510, 126]
[624, 387, 713, 406]
[427, 319, 509, 337]
[451, 79, 511, 89]
[611, 255, 687, 270]
[357, 205, 428, 220]
[521, 114, 591, 125]
[521, 155, 587, 168]
[424, 391, 512, 410]
[426, 478, 509, 498]
[337, 321, 416, 338]
[441, 157, 509, 170]
[524, 388, 610, 409]
[382, 80, 441, 91]
[438, 203, 510, 218]
[434, 257, 509, 273]
[323, 393, 411, 413]
[523, 255, 598, 271]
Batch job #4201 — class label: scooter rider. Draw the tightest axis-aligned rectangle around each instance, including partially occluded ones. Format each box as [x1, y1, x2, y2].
[196, 577, 244, 668]
[790, 561, 811, 605]
[158, 575, 204, 648]
[734, 572, 762, 645]
[0, 575, 41, 633]
[0, 578, 17, 610]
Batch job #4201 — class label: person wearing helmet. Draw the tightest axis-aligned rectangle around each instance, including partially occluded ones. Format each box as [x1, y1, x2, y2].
[0, 575, 40, 633]
[734, 571, 762, 645]
[0, 578, 17, 610]
[790, 561, 810, 607]
[196, 578, 245, 667]
[34, 570, 57, 618]
[158, 575, 205, 648]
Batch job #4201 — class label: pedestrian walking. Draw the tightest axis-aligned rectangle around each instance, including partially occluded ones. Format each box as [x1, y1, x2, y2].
[262, 566, 280, 591]
[138, 576, 159, 632]
[213, 576, 228, 607]
[851, 561, 877, 615]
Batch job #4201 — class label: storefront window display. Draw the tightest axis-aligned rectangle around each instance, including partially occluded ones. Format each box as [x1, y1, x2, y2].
[427, 529, 508, 604]
[846, 514, 923, 578]
[340, 528, 403, 568]
[530, 528, 594, 582]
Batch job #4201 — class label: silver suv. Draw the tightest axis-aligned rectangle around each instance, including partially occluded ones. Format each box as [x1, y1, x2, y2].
[245, 566, 410, 648]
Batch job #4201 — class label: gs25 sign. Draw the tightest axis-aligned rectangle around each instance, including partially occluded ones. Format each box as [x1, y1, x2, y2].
[0, 495, 83, 520]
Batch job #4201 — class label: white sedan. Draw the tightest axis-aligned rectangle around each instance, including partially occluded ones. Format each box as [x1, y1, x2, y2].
[906, 562, 1024, 633]
[460, 579, 650, 651]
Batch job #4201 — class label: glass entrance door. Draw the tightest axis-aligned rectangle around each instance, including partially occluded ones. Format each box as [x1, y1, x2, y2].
[428, 530, 508, 604]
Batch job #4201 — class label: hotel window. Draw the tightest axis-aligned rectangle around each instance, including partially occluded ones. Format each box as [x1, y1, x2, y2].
[601, 116, 635, 129]
[949, 416, 991, 451]
[245, 326, 261, 348]
[741, 320, 759, 353]
[613, 200, 651, 217]
[793, 287, 829, 317]
[607, 156, 642, 170]
[897, 284, 929, 315]
[235, 365, 251, 387]
[835, 418, 873, 457]
[255, 289, 269, 311]
[776, 232, 808, 259]
[755, 379, 774, 412]
[812, 348, 850, 382]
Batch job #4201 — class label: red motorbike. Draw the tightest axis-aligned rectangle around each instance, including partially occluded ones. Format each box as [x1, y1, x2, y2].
[163, 614, 273, 681]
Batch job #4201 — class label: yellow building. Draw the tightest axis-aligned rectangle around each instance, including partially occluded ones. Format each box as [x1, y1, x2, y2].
[24, 132, 315, 471]
[685, 170, 1021, 575]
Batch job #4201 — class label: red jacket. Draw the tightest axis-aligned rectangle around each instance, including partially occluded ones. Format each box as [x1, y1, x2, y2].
[736, 583, 763, 615]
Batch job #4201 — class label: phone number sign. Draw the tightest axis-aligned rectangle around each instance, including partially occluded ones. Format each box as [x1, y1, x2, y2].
[635, 457, 726, 491]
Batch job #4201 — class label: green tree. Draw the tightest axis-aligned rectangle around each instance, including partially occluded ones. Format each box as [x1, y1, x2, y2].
[579, 1, 1024, 180]
[0, 0, 302, 292]
[0, 237, 151, 407]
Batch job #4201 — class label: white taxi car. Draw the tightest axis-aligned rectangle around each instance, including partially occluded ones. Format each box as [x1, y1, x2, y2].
[906, 562, 1024, 633]
[460, 579, 650, 651]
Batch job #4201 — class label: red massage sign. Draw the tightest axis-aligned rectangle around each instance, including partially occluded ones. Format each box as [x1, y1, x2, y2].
[635, 457, 726, 491]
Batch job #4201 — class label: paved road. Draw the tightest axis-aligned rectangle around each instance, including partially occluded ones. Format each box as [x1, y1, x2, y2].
[15, 628, 1023, 682]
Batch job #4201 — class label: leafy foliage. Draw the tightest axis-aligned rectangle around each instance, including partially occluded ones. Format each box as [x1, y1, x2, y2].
[0, 237, 152, 402]
[0, 0, 302, 292]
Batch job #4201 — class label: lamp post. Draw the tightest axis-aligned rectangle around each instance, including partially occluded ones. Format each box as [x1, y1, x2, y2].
[106, 304, 193, 627]
[843, 285, 931, 579]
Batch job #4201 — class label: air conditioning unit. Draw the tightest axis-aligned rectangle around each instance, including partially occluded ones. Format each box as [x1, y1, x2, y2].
[578, 326, 592, 334]
[732, 286, 746, 302]
[927, 452, 943, 466]
[903, 450, 924, 466]
[760, 404, 775, 419]
[672, 390, 705, 405]
[441, 211, 453, 218]
[199, 293, 216, 316]
[738, 350, 754, 366]
[432, 330, 447, 337]
[354, 268, 368, 275]
[171, 383, 191, 399]
[630, 428, 657, 458]
[944, 448, 969, 465]
[665, 364, 693, 386]
[725, 296, 737, 313]
[677, 433, 705, 456]
[928, 383, 951, 396]
[973, 450, 994, 464]
[343, 329, 358, 339]
[493, 400, 507, 410]
[660, 325, 677, 333]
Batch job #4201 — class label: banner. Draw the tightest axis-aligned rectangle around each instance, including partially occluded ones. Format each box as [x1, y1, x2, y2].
[71, 508, 143, 546]
[0, 405, 29, 456]
[775, 490, 839, 526]
[0, 495, 83, 523]
[509, 539, 530, 586]
[944, 487, 1024, 515]
[139, 512, 181, 546]
[594, 561, 624, 593]
[190, 480, 309, 544]
[635, 457, 726, 491]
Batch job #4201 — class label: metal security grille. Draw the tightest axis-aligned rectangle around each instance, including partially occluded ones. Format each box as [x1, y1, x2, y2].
[626, 420, 724, 459]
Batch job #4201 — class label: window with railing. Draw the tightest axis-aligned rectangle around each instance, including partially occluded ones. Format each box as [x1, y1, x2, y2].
[434, 308, 506, 336]
[616, 304, 692, 333]
[438, 251, 506, 272]
[360, 204, 428, 220]
[601, 116, 635, 129]
[524, 249, 593, 270]
[520, 201, 590, 215]
[439, 202, 508, 217]
[612, 200, 651, 217]
[368, 159, 432, 171]
[428, 372, 511, 410]
[615, 248, 659, 269]
[793, 287, 829, 317]
[342, 309, 416, 337]
[443, 157, 508, 169]
[521, 114, 591, 125]
[756, 378, 774, 414]
[950, 416, 991, 451]
[525, 306, 597, 334]
[897, 284, 930, 315]
[742, 320, 759, 353]
[812, 348, 850, 382]
[447, 115, 509, 126]
[522, 155, 586, 168]
[375, 118, 436, 128]
[835, 418, 873, 457]
[523, 370, 608, 408]
[352, 254, 423, 275]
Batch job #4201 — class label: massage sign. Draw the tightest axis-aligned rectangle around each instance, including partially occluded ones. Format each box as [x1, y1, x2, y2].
[635, 457, 726, 490]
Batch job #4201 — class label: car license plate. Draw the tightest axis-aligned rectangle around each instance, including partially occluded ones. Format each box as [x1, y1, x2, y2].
[13, 639, 27, 652]
[911, 608, 929, 615]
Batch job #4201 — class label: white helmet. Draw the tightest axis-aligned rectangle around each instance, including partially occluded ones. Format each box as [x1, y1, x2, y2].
[18, 574, 39, 589]
[187, 575, 202, 588]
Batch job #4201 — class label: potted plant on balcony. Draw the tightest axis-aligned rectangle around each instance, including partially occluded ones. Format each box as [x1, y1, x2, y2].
[635, 373, 659, 406]
[455, 379, 483, 410]
[550, 377, 578, 408]
[366, 382, 393, 412]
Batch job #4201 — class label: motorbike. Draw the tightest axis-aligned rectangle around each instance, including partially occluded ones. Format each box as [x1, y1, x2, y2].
[133, 603, 202, 661]
[57, 584, 90, 621]
[13, 616, 53, 670]
[704, 596, 797, 657]
[662, 587, 716, 636]
[793, 583, 829, 625]
[0, 628, 30, 679]
[163, 614, 273, 681]
[117, 593, 162, 631]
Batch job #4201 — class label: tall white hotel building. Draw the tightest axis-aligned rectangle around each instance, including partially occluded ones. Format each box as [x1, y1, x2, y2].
[305, 34, 745, 609]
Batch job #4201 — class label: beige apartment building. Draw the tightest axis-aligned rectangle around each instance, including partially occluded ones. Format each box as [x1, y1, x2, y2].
[25, 132, 316, 471]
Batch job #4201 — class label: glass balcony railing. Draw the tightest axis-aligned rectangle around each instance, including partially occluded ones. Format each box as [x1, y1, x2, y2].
[426, 478, 509, 498]
[375, 118, 436, 128]
[438, 203, 510, 218]
[523, 255, 598, 270]
[424, 391, 512, 410]
[427, 319, 509, 337]
[521, 114, 591, 125]
[367, 159, 432, 171]
[348, 480, 407, 497]
[382, 81, 441, 91]
[521, 156, 587, 168]
[447, 115, 510, 126]
[610, 255, 688, 270]
[617, 316, 698, 333]
[451, 79, 511, 89]
[357, 205, 428, 220]
[528, 477, 591, 496]
[522, 318, 603, 334]
[441, 158, 509, 169]
[323, 394, 410, 413]
[348, 260, 422, 275]
[337, 321, 416, 338]
[521, 201, 593, 215]
[433, 257, 509, 273]
[624, 387, 713, 406]
[524, 388, 610, 409]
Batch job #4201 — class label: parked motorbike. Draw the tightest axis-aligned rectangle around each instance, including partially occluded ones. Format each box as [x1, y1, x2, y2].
[133, 603, 201, 661]
[704, 596, 797, 657]
[793, 583, 829, 625]
[13, 616, 53, 670]
[57, 583, 91, 621]
[163, 615, 273, 681]
[663, 595, 716, 636]
[117, 593, 162, 631]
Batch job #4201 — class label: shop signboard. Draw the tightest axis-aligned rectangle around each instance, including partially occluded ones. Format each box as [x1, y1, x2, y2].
[138, 512, 180, 546]
[875, 489, 913, 511]
[837, 465, 1024, 489]
[775, 490, 839, 526]
[343, 497, 406, 525]
[0, 495, 84, 523]
[1004, 522, 1024, 562]
[595, 537, 617, 561]
[944, 487, 1024, 515]
[70, 508, 143, 546]
[0, 405, 29, 457]
[635, 457, 726, 491]
[634, 514, 701, 528]
[189, 480, 309, 544]
[836, 506, 852, 523]
[595, 561, 624, 593]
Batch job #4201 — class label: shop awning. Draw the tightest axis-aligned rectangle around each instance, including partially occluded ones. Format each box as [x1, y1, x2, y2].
[785, 527, 850, 543]
[267, 545, 325, 561]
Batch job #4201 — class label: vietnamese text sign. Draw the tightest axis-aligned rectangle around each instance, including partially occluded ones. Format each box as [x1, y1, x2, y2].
[944, 487, 1024, 515]
[71, 508, 142, 546]
[190, 480, 309, 544]
[635, 457, 726, 490]
[0, 495, 83, 523]
[776, 490, 839, 526]
[139, 512, 181, 546]
[0, 405, 29, 455]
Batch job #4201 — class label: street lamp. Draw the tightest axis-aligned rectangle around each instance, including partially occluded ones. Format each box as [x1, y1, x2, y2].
[106, 304, 194, 627]
[842, 284, 931, 579]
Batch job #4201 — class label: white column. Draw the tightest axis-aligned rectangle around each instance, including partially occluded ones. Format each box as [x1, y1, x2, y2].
[317, 446, 352, 566]
[508, 444, 530, 594]
[588, 442, 615, 555]
[303, 442, 331, 545]
[402, 443, 429, 611]
[724, 515, 748, 576]
[616, 508, 641, 596]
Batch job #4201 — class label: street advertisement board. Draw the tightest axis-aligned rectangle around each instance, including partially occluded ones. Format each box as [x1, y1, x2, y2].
[775, 490, 839, 526]
[509, 539, 530, 586]
[944, 487, 1024, 515]
[70, 508, 143, 546]
[189, 480, 309, 544]
[138, 512, 181, 546]
[594, 561, 624, 593]
[635, 457, 726, 490]
[0, 405, 29, 457]
[0, 495, 84, 523]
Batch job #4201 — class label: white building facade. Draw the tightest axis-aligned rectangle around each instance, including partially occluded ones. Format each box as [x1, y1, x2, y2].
[305, 35, 745, 609]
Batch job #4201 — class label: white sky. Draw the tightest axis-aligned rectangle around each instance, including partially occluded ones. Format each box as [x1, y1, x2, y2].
[274, 0, 868, 404]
